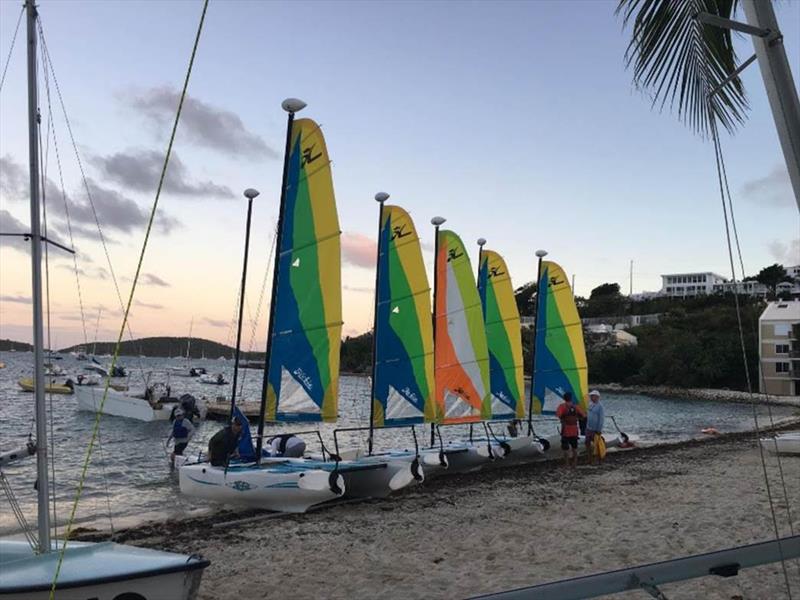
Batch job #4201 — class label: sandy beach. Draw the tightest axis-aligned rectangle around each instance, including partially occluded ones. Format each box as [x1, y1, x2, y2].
[78, 423, 800, 600]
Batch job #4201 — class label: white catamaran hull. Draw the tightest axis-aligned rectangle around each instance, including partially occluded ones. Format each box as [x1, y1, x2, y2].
[0, 540, 207, 600]
[337, 458, 420, 499]
[179, 462, 344, 513]
[75, 385, 176, 422]
[760, 432, 800, 455]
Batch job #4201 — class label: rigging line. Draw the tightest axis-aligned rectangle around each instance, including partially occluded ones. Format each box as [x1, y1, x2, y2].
[38, 63, 60, 543]
[710, 117, 795, 598]
[38, 57, 88, 347]
[48, 2, 210, 596]
[36, 21, 148, 384]
[0, 4, 23, 94]
[716, 125, 796, 546]
[239, 226, 278, 398]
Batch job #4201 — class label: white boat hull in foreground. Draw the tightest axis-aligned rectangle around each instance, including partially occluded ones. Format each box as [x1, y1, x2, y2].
[75, 385, 177, 422]
[760, 432, 800, 455]
[0, 540, 208, 600]
[179, 460, 345, 513]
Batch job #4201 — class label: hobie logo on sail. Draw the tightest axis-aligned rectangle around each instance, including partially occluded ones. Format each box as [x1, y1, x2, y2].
[392, 224, 411, 240]
[447, 248, 463, 262]
[293, 367, 313, 390]
[401, 386, 419, 405]
[489, 265, 505, 278]
[302, 144, 322, 166]
[549, 276, 563, 288]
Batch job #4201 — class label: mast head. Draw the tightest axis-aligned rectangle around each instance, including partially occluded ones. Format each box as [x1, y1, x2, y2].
[281, 98, 307, 113]
[374, 192, 390, 203]
[535, 249, 548, 258]
[243, 188, 260, 200]
[477, 238, 486, 247]
[431, 216, 446, 227]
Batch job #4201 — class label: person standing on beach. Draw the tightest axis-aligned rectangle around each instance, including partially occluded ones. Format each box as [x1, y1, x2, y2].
[555, 391, 585, 468]
[169, 408, 195, 468]
[585, 390, 605, 465]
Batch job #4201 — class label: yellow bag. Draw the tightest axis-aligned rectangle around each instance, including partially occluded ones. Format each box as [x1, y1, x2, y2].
[593, 434, 607, 460]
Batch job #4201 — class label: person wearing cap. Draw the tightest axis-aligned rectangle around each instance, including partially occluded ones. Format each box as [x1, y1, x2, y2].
[169, 408, 195, 468]
[208, 417, 243, 467]
[585, 390, 605, 465]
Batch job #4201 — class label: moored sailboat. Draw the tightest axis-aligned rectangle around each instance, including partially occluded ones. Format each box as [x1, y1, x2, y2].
[0, 3, 209, 596]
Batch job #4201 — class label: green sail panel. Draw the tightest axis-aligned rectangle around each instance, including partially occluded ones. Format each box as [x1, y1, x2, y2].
[372, 205, 436, 427]
[478, 249, 524, 420]
[264, 118, 342, 423]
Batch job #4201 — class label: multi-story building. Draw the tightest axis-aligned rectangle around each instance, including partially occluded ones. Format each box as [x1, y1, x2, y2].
[660, 272, 727, 297]
[759, 300, 800, 396]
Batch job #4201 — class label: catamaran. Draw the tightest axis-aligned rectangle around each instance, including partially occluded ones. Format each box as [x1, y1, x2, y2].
[0, 3, 209, 597]
[180, 99, 417, 511]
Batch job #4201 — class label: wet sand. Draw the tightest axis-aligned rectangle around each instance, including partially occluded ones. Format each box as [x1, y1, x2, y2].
[83, 427, 800, 600]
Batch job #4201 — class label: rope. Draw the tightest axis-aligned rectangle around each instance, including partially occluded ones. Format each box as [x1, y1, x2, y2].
[0, 470, 37, 549]
[709, 116, 795, 598]
[49, 2, 209, 596]
[0, 4, 24, 94]
[36, 19, 148, 383]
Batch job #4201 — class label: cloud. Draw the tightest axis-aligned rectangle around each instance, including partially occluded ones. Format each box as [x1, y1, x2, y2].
[341, 232, 376, 268]
[141, 273, 170, 287]
[92, 149, 234, 198]
[57, 264, 109, 280]
[1, 294, 31, 304]
[135, 300, 164, 310]
[203, 317, 228, 328]
[768, 238, 800, 266]
[126, 86, 277, 159]
[1, 156, 181, 240]
[0, 154, 27, 200]
[741, 166, 795, 207]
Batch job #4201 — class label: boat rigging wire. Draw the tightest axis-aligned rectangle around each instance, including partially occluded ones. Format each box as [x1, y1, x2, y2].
[49, 1, 210, 595]
[709, 115, 796, 597]
[36, 18, 149, 383]
[0, 4, 24, 94]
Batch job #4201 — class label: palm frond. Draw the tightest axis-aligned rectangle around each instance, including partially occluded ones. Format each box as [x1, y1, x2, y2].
[617, 0, 748, 136]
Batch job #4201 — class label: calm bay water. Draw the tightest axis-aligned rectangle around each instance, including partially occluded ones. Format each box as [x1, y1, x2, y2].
[0, 351, 795, 534]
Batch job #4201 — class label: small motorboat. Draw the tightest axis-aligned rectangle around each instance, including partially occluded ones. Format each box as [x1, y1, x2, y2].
[760, 432, 800, 456]
[199, 373, 228, 385]
[75, 382, 187, 422]
[17, 378, 73, 395]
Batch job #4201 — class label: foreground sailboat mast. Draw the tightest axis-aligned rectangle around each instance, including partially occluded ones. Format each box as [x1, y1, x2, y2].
[256, 98, 306, 461]
[25, 0, 51, 554]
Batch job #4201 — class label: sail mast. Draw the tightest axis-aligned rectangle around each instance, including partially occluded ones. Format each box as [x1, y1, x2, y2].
[526, 249, 547, 435]
[429, 216, 446, 447]
[229, 188, 259, 420]
[368, 193, 389, 454]
[256, 98, 306, 462]
[25, 0, 51, 554]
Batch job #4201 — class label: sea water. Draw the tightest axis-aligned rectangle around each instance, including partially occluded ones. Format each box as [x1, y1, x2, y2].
[0, 351, 794, 534]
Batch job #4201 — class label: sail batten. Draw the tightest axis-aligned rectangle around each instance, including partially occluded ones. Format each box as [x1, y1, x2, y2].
[531, 261, 588, 416]
[372, 205, 436, 427]
[265, 118, 341, 423]
[478, 249, 525, 420]
[435, 230, 491, 423]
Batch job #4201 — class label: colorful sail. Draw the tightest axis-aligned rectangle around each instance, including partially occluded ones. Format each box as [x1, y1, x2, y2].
[434, 230, 491, 423]
[478, 249, 524, 420]
[265, 118, 342, 422]
[372, 205, 436, 427]
[531, 261, 588, 415]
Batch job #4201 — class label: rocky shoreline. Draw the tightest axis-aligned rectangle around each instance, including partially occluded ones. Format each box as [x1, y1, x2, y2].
[595, 383, 800, 408]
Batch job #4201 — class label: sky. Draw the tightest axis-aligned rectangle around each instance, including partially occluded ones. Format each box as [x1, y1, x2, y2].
[1, 0, 798, 349]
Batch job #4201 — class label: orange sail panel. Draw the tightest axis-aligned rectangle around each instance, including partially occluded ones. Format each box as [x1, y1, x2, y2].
[434, 230, 491, 423]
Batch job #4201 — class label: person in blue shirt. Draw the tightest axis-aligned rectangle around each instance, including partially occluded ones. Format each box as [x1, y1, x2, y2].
[585, 390, 605, 465]
[170, 409, 195, 468]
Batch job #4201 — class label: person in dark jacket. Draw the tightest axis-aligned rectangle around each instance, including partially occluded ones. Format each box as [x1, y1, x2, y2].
[208, 417, 243, 467]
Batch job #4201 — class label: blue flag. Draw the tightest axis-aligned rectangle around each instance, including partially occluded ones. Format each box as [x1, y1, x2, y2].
[233, 407, 255, 461]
